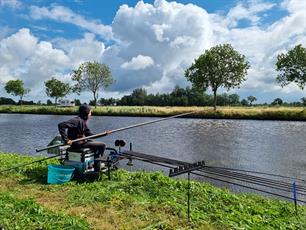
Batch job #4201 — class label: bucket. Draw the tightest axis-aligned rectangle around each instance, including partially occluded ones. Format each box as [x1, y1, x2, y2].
[47, 165, 75, 184]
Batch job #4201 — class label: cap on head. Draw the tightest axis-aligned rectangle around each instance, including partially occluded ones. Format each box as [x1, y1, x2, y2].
[79, 104, 91, 120]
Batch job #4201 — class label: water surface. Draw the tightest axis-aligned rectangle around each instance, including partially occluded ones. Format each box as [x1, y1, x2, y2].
[1, 114, 305, 195]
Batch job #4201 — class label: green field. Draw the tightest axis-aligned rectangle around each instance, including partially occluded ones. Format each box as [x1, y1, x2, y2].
[0, 153, 305, 229]
[1, 105, 306, 120]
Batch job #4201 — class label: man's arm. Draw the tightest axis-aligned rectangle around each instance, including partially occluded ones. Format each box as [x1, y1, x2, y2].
[84, 125, 94, 137]
[58, 118, 78, 143]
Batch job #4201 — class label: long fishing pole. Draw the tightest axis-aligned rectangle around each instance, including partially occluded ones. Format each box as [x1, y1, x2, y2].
[36, 111, 195, 152]
[205, 165, 306, 183]
[120, 152, 306, 202]
[0, 153, 66, 174]
[202, 167, 306, 192]
[199, 168, 306, 195]
[191, 171, 306, 203]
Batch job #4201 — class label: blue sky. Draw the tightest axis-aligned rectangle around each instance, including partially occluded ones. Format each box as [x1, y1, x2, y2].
[0, 0, 305, 103]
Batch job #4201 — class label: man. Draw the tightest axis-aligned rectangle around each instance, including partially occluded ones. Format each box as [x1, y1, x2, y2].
[58, 104, 108, 157]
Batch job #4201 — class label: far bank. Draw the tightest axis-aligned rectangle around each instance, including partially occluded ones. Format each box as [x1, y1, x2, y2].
[0, 105, 306, 121]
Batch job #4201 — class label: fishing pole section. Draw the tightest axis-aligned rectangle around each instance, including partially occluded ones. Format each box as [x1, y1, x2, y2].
[35, 111, 195, 153]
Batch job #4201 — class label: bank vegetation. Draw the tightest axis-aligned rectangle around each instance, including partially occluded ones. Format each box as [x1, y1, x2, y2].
[1, 105, 306, 121]
[0, 153, 305, 229]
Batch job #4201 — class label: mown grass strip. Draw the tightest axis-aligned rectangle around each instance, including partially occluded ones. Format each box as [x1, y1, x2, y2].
[1, 105, 306, 120]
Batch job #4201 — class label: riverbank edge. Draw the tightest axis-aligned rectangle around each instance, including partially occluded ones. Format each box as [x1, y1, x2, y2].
[1, 105, 306, 121]
[0, 153, 305, 229]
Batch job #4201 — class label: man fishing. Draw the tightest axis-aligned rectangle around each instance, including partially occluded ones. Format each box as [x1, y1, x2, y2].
[58, 104, 109, 157]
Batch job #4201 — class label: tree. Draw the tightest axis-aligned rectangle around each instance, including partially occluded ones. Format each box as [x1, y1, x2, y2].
[228, 94, 240, 105]
[186, 87, 207, 106]
[301, 97, 306, 106]
[45, 77, 70, 105]
[276, 44, 306, 89]
[72, 61, 114, 107]
[170, 86, 188, 106]
[46, 99, 53, 105]
[185, 44, 250, 110]
[241, 99, 249, 106]
[247, 96, 257, 106]
[271, 98, 283, 106]
[130, 88, 147, 106]
[4, 80, 30, 105]
[74, 99, 81, 106]
[0, 97, 16, 105]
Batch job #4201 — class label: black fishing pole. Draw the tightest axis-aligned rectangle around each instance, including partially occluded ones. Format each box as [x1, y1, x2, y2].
[205, 165, 306, 183]
[199, 168, 306, 195]
[120, 151, 306, 202]
[36, 111, 195, 152]
[201, 167, 306, 192]
[191, 171, 306, 203]
[0, 153, 66, 174]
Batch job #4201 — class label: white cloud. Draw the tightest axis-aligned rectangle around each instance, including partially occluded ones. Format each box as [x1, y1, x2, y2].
[30, 5, 113, 40]
[0, 66, 13, 83]
[54, 33, 106, 69]
[281, 0, 306, 14]
[121, 55, 154, 70]
[217, 0, 306, 100]
[0, 28, 70, 99]
[112, 0, 214, 92]
[170, 36, 196, 48]
[0, 28, 37, 67]
[0, 0, 21, 9]
[151, 24, 170, 42]
[226, 0, 276, 27]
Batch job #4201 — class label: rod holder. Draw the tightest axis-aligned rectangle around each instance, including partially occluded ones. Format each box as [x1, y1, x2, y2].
[169, 160, 205, 177]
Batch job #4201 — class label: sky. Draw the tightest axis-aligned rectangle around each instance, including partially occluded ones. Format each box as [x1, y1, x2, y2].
[0, 0, 305, 103]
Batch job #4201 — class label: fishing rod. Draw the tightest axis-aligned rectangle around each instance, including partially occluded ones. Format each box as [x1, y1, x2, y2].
[0, 153, 66, 174]
[120, 151, 306, 202]
[199, 168, 306, 195]
[191, 171, 306, 203]
[205, 165, 306, 183]
[201, 167, 306, 192]
[36, 112, 195, 152]
[121, 151, 306, 192]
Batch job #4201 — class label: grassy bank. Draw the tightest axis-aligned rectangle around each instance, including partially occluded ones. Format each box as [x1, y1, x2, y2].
[1, 105, 306, 120]
[0, 153, 305, 229]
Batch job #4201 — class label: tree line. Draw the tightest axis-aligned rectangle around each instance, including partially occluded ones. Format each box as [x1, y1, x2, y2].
[98, 87, 306, 107]
[2, 44, 306, 109]
[2, 86, 306, 107]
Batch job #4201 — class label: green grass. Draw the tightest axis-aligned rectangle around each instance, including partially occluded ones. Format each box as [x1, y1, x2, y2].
[0, 153, 305, 229]
[0, 194, 88, 229]
[1, 105, 306, 120]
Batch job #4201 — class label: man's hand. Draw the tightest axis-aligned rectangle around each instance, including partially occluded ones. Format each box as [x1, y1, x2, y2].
[106, 130, 112, 135]
[66, 139, 73, 145]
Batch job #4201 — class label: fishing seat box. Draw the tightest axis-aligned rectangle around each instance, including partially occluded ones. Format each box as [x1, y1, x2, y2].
[64, 148, 95, 174]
